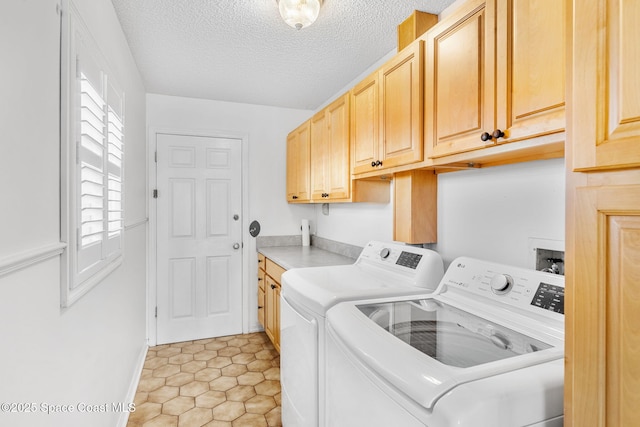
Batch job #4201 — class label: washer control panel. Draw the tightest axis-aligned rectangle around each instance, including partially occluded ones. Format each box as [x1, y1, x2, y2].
[355, 241, 444, 290]
[441, 257, 565, 318]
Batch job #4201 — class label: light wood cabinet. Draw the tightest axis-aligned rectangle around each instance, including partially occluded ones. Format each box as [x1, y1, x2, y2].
[425, 0, 565, 158]
[257, 253, 266, 328]
[257, 257, 286, 352]
[310, 93, 351, 202]
[380, 40, 425, 170]
[568, 185, 640, 427]
[352, 41, 426, 175]
[264, 274, 281, 352]
[351, 71, 380, 175]
[571, 0, 640, 171]
[566, 1, 640, 425]
[286, 121, 311, 203]
[398, 11, 438, 52]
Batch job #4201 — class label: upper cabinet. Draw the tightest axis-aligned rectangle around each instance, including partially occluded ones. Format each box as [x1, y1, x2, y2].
[351, 71, 380, 175]
[572, 0, 640, 171]
[425, 0, 566, 158]
[352, 41, 426, 175]
[310, 93, 351, 202]
[380, 40, 425, 170]
[286, 121, 311, 203]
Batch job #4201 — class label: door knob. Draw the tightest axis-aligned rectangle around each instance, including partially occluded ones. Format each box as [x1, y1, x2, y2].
[233, 243, 240, 250]
[233, 214, 239, 221]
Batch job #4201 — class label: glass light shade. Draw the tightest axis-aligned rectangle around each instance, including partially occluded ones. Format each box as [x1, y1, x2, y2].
[278, 0, 322, 30]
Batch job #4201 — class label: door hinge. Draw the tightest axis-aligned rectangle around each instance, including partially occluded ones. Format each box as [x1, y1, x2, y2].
[154, 151, 157, 163]
[153, 189, 158, 199]
[155, 307, 158, 318]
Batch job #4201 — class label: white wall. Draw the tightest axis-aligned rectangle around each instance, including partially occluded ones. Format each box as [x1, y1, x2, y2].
[315, 199, 394, 247]
[434, 158, 565, 268]
[0, 0, 147, 426]
[315, 158, 565, 269]
[146, 94, 315, 332]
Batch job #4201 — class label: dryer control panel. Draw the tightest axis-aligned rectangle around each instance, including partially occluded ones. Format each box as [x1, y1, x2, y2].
[355, 241, 445, 290]
[439, 257, 565, 319]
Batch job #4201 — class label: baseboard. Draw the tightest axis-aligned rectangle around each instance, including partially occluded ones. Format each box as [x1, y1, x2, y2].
[117, 343, 148, 427]
[249, 321, 265, 334]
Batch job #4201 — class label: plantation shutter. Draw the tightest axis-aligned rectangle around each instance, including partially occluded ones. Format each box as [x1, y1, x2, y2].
[74, 34, 124, 285]
[106, 80, 124, 257]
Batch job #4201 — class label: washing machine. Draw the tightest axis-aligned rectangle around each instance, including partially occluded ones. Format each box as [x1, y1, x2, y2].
[325, 257, 565, 427]
[280, 241, 444, 427]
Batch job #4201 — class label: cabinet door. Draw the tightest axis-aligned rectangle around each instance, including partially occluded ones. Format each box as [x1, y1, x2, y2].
[286, 132, 297, 201]
[310, 111, 327, 201]
[380, 40, 424, 168]
[325, 93, 351, 200]
[286, 121, 311, 202]
[569, 185, 640, 426]
[572, 0, 640, 170]
[351, 72, 379, 175]
[274, 284, 281, 352]
[264, 275, 278, 347]
[257, 267, 265, 328]
[257, 286, 265, 328]
[496, 0, 565, 143]
[425, 0, 497, 157]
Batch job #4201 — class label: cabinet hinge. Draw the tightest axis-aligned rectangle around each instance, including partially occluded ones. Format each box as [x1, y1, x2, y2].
[153, 189, 158, 199]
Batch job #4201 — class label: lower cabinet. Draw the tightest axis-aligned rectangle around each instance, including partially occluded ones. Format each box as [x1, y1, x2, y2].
[265, 274, 281, 352]
[257, 254, 286, 352]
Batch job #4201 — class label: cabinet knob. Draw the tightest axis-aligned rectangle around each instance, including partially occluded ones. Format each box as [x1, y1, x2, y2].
[371, 161, 377, 167]
[258, 306, 264, 309]
[271, 284, 276, 289]
[292, 195, 298, 200]
[492, 129, 505, 139]
[258, 277, 262, 281]
[375, 160, 383, 167]
[481, 132, 492, 141]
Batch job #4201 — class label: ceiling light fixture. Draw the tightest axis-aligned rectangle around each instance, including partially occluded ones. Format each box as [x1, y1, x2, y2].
[277, 0, 323, 30]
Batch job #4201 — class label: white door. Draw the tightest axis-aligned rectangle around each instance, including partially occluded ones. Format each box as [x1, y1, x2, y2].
[156, 133, 243, 344]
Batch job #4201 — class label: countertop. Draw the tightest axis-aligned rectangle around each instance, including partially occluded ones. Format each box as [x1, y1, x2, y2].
[257, 245, 356, 270]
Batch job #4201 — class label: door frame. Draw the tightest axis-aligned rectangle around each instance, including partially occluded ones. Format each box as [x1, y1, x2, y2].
[147, 127, 250, 346]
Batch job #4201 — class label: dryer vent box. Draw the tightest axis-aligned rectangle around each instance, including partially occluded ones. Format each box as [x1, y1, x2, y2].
[529, 238, 564, 276]
[535, 248, 565, 275]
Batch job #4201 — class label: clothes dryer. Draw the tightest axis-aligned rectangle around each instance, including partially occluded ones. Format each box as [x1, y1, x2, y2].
[280, 241, 444, 427]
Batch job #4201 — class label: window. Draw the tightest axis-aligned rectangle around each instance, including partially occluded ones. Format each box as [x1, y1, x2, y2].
[61, 4, 125, 307]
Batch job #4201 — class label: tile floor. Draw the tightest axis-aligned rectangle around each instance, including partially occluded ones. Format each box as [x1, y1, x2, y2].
[127, 332, 281, 427]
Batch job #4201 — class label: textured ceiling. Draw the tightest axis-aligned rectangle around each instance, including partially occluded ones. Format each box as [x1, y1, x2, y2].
[110, 0, 458, 110]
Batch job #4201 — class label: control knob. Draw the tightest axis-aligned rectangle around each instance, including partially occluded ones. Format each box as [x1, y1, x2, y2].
[379, 248, 391, 259]
[489, 274, 513, 294]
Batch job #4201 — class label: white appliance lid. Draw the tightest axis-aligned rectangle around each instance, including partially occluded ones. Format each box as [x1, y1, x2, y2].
[327, 295, 564, 410]
[280, 241, 445, 315]
[281, 265, 428, 315]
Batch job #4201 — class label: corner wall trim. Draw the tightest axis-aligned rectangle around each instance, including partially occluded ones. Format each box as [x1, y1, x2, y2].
[0, 242, 67, 278]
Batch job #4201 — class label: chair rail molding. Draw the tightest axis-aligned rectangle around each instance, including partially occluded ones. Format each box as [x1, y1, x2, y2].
[0, 242, 67, 278]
